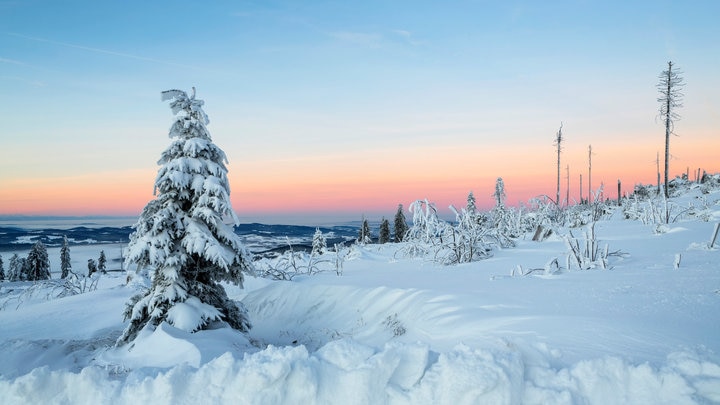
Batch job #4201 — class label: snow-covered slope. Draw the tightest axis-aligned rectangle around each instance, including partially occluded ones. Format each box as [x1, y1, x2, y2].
[1, 185, 719, 404]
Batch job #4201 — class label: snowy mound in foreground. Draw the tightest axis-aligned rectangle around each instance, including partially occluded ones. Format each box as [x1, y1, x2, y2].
[4, 334, 718, 404]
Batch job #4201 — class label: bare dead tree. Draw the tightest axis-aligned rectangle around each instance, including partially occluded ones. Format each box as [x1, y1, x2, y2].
[657, 61, 684, 198]
[566, 164, 570, 206]
[554, 122, 564, 206]
[588, 145, 593, 203]
[656, 151, 661, 195]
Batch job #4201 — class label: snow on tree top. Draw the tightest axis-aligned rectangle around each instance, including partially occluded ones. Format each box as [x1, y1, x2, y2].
[161, 87, 209, 126]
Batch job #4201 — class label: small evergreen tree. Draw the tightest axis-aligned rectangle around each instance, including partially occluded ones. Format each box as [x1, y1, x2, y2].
[26, 241, 51, 281]
[466, 191, 478, 214]
[8, 253, 21, 281]
[358, 217, 372, 244]
[20, 258, 30, 281]
[88, 259, 97, 277]
[0, 254, 4, 281]
[60, 236, 71, 279]
[98, 250, 107, 274]
[117, 88, 254, 346]
[311, 228, 327, 256]
[393, 204, 408, 242]
[465, 191, 483, 227]
[493, 178, 506, 208]
[378, 218, 391, 244]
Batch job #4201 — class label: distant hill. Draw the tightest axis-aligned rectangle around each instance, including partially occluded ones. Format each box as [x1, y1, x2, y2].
[0, 223, 359, 253]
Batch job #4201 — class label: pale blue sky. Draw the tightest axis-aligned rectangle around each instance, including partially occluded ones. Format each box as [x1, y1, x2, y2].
[1, 1, 719, 222]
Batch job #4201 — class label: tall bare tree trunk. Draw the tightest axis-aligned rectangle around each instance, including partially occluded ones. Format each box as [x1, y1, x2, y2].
[580, 174, 583, 204]
[588, 145, 592, 203]
[566, 165, 570, 206]
[555, 123, 563, 206]
[664, 63, 672, 198]
[657, 61, 683, 199]
[656, 152, 661, 195]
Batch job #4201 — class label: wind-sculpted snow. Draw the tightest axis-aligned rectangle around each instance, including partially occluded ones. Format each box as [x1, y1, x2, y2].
[3, 269, 719, 403]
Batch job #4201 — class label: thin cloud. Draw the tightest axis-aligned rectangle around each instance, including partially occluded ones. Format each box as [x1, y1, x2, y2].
[391, 29, 424, 46]
[8, 32, 209, 71]
[0, 58, 46, 86]
[329, 31, 384, 47]
[0, 75, 44, 87]
[0, 57, 29, 66]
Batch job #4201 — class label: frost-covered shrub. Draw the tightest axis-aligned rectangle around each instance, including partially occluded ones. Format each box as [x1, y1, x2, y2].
[256, 239, 347, 280]
[398, 201, 496, 265]
[490, 205, 525, 244]
[4, 271, 99, 310]
[564, 223, 611, 270]
[431, 221, 493, 265]
[564, 204, 594, 228]
[407, 199, 444, 243]
[527, 195, 562, 228]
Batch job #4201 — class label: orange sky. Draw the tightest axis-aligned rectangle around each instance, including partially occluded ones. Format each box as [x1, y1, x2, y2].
[5, 132, 715, 223]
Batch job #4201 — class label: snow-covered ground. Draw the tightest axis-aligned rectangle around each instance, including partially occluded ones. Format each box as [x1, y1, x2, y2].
[1, 186, 720, 404]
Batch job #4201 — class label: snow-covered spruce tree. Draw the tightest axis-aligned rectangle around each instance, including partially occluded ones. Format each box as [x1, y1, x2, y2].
[379, 218, 390, 244]
[358, 217, 372, 244]
[98, 250, 107, 274]
[117, 88, 254, 346]
[0, 254, 4, 281]
[466, 191, 478, 214]
[8, 254, 21, 281]
[492, 177, 506, 208]
[311, 228, 327, 256]
[490, 177, 520, 243]
[393, 204, 408, 242]
[26, 241, 51, 281]
[60, 236, 71, 279]
[87, 259, 97, 277]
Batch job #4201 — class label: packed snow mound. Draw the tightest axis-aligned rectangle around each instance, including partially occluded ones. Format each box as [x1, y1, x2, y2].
[1, 338, 719, 404]
[98, 321, 254, 370]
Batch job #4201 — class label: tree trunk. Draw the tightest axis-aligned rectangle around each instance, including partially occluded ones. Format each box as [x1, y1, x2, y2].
[664, 62, 672, 199]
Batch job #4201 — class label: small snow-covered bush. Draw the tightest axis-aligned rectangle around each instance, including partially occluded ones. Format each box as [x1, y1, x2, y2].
[562, 222, 626, 270]
[256, 239, 347, 280]
[2, 271, 100, 310]
[431, 221, 494, 265]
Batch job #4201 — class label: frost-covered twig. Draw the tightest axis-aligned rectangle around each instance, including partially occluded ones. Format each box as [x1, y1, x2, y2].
[673, 253, 682, 270]
[564, 223, 611, 270]
[256, 238, 342, 280]
[709, 223, 720, 249]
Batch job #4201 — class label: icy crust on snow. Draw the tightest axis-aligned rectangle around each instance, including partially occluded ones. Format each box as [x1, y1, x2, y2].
[1, 339, 718, 404]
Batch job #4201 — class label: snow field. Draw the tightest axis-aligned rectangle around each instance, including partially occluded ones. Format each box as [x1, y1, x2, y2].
[2, 186, 720, 404]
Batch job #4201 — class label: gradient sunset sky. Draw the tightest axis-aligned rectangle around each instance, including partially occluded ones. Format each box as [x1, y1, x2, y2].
[1, 1, 718, 225]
